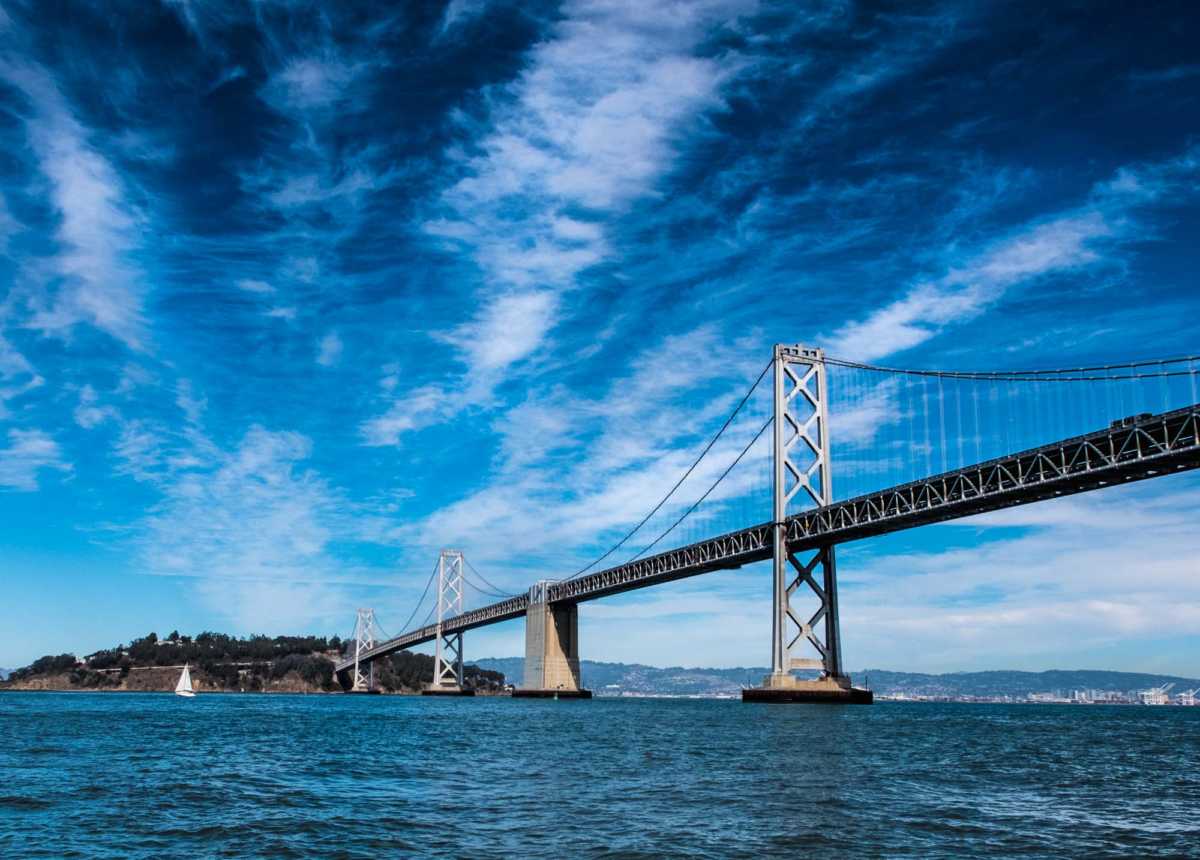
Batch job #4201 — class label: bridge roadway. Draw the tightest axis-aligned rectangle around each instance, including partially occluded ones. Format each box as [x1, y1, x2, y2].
[337, 402, 1200, 675]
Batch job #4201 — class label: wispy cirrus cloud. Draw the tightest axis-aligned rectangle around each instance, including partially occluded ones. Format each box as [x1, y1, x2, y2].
[316, 331, 343, 367]
[73, 375, 380, 631]
[0, 59, 146, 349]
[0, 336, 43, 418]
[361, 384, 456, 448]
[827, 147, 1200, 362]
[829, 211, 1111, 361]
[400, 0, 751, 407]
[138, 425, 355, 630]
[0, 428, 70, 490]
[260, 54, 367, 114]
[385, 324, 768, 582]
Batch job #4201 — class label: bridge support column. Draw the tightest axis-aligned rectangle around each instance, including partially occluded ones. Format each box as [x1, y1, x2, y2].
[349, 608, 380, 694]
[744, 345, 871, 704]
[424, 549, 475, 696]
[513, 581, 591, 699]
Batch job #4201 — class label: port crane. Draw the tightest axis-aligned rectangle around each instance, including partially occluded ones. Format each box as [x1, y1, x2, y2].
[1139, 683, 1175, 705]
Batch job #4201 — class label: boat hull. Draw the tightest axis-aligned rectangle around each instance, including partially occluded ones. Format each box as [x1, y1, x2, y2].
[174, 691, 196, 698]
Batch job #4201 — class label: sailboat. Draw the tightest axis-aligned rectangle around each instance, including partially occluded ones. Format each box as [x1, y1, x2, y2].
[175, 663, 196, 698]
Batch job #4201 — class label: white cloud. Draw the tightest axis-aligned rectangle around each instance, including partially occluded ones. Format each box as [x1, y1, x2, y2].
[385, 324, 767, 580]
[0, 60, 146, 349]
[443, 290, 559, 373]
[0, 335, 43, 418]
[0, 428, 70, 491]
[400, 0, 751, 424]
[439, 0, 488, 33]
[175, 380, 206, 425]
[316, 331, 343, 367]
[264, 167, 381, 210]
[113, 420, 168, 483]
[360, 384, 454, 447]
[828, 147, 1200, 362]
[237, 278, 275, 294]
[829, 212, 1110, 361]
[551, 216, 604, 242]
[73, 384, 117, 429]
[138, 426, 355, 630]
[377, 1, 752, 444]
[265, 306, 297, 321]
[261, 55, 366, 113]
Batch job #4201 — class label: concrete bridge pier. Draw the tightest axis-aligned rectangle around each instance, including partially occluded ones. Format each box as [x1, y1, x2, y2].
[513, 582, 591, 699]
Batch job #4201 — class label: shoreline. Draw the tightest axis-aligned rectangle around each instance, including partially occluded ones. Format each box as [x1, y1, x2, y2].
[0, 686, 512, 697]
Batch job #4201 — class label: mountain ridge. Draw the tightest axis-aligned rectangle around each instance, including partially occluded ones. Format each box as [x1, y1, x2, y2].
[472, 658, 1200, 698]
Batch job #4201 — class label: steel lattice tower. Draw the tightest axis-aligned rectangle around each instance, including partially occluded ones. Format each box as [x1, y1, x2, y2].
[430, 549, 465, 690]
[766, 344, 845, 685]
[351, 607, 378, 692]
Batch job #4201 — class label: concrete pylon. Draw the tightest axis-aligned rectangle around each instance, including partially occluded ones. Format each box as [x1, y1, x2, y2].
[513, 581, 591, 699]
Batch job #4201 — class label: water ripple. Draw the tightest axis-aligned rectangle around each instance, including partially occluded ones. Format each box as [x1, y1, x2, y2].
[0, 694, 1198, 857]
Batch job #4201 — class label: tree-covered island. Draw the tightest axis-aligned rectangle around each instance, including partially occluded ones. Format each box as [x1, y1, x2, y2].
[1, 631, 505, 694]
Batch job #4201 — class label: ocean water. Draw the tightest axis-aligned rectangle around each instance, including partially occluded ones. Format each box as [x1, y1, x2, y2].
[1, 694, 1198, 858]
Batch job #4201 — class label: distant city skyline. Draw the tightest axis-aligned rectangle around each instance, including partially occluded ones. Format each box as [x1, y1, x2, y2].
[1, 1, 1199, 673]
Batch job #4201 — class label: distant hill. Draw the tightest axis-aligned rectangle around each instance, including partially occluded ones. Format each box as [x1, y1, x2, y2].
[0, 668, 8, 681]
[475, 658, 771, 695]
[857, 669, 1200, 699]
[472, 658, 1200, 699]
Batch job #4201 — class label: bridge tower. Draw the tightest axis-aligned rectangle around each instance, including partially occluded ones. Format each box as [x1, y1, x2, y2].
[744, 344, 870, 703]
[351, 607, 378, 693]
[423, 549, 475, 696]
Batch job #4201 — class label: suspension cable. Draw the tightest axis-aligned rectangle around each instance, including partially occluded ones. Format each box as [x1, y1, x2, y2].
[463, 577, 513, 600]
[626, 415, 773, 565]
[463, 557, 518, 598]
[396, 558, 440, 634]
[419, 602, 437, 630]
[824, 354, 1200, 382]
[566, 359, 773, 580]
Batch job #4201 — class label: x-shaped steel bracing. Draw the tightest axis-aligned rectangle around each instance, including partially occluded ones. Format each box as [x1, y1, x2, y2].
[432, 550, 465, 689]
[352, 608, 378, 692]
[772, 345, 843, 680]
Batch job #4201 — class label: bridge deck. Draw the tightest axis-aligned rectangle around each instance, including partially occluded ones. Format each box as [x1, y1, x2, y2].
[337, 404, 1200, 675]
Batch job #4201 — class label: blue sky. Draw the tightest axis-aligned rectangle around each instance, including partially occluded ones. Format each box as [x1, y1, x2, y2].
[1, 0, 1198, 674]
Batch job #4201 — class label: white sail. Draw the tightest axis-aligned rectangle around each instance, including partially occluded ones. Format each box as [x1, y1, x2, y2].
[175, 663, 195, 697]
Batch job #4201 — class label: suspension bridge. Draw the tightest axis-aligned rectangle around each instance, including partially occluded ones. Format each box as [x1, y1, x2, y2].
[335, 345, 1200, 703]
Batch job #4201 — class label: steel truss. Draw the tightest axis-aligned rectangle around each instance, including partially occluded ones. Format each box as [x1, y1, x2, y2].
[767, 345, 843, 681]
[336, 404, 1200, 679]
[351, 608, 378, 692]
[431, 550, 466, 689]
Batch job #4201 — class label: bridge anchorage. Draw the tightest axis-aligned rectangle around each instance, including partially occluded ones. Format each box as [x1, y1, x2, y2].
[333, 343, 1200, 705]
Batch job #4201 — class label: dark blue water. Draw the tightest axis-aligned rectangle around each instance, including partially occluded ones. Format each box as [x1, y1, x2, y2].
[2, 694, 1198, 858]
